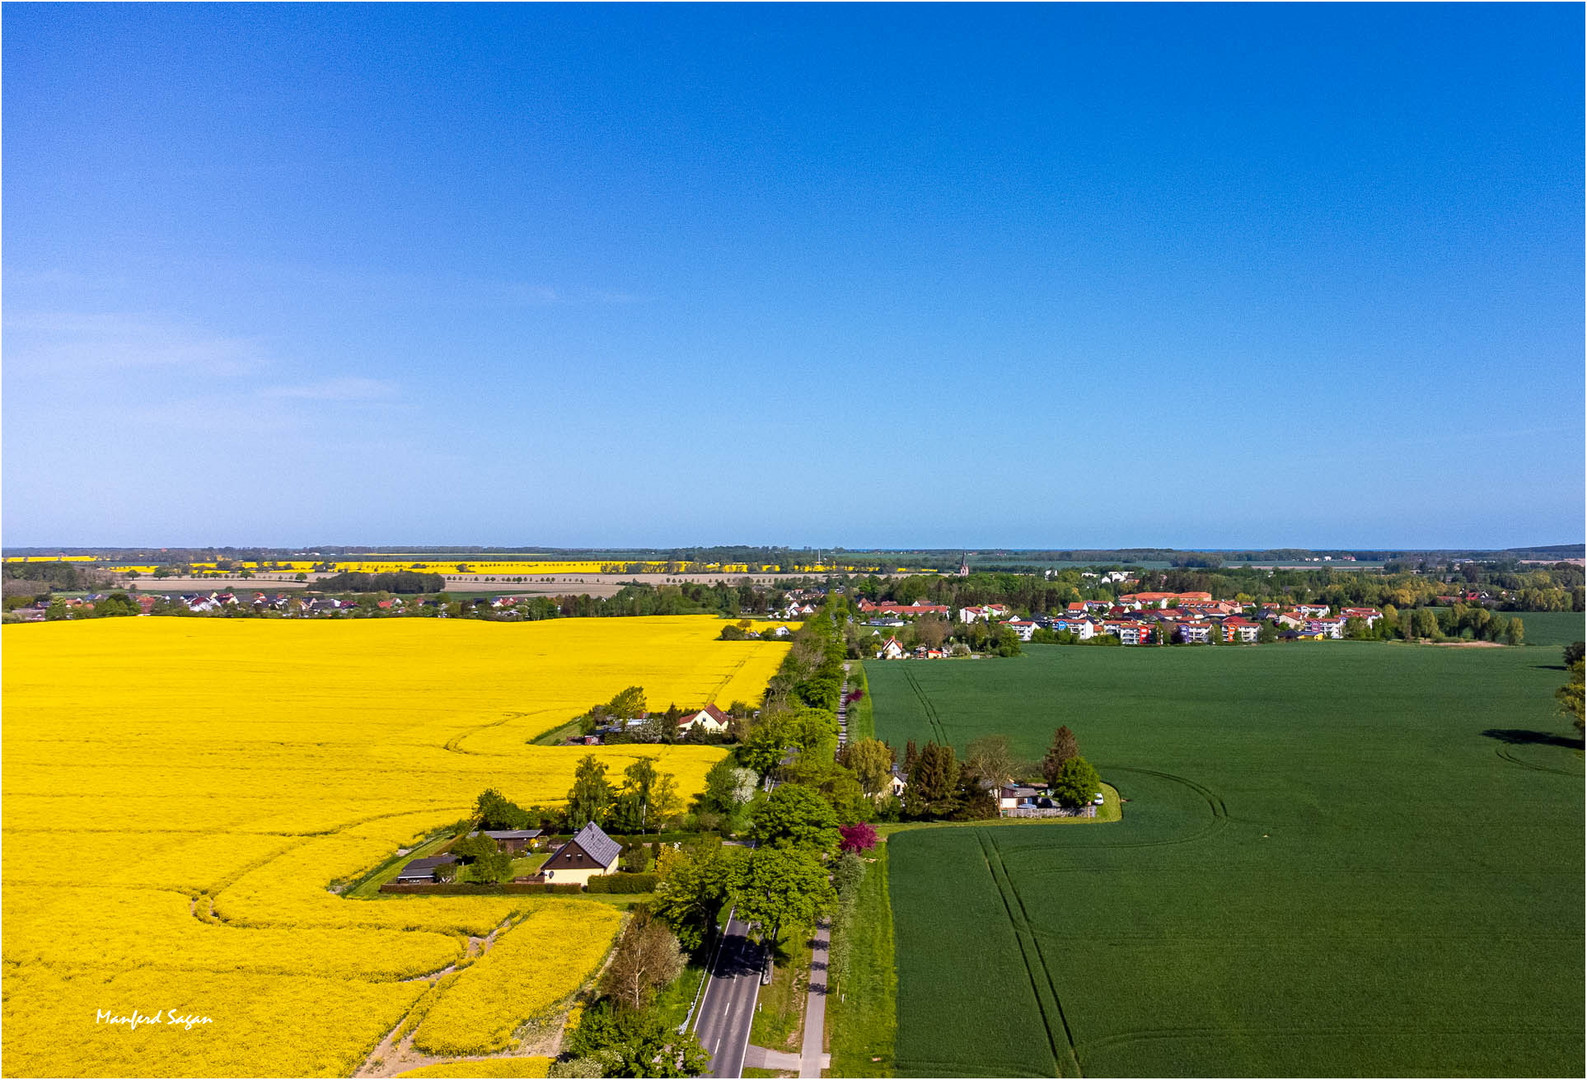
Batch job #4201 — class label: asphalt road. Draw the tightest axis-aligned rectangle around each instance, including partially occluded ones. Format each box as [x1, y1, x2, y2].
[694, 914, 764, 1079]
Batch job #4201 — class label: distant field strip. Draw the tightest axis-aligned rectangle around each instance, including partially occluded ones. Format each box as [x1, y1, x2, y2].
[876, 645, 1585, 1077]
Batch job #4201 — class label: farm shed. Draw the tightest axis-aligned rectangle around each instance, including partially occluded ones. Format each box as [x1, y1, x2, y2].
[474, 829, 543, 854]
[394, 854, 457, 884]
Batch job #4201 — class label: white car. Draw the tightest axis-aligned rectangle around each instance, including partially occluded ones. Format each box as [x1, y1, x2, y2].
[1092, 792, 1105, 805]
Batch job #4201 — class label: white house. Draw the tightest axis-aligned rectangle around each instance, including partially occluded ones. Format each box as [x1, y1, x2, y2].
[1123, 623, 1154, 645]
[877, 637, 907, 660]
[1005, 619, 1038, 642]
[677, 704, 731, 734]
[1309, 617, 1347, 639]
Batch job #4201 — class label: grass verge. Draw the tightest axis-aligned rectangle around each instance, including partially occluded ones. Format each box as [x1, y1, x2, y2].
[529, 718, 582, 745]
[749, 929, 811, 1053]
[651, 962, 708, 1030]
[827, 840, 896, 1077]
[847, 662, 875, 742]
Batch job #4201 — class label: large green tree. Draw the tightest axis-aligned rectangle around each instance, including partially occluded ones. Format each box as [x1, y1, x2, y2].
[614, 758, 680, 834]
[1049, 756, 1101, 810]
[736, 715, 793, 777]
[906, 741, 960, 815]
[701, 757, 759, 814]
[1041, 726, 1080, 787]
[1557, 658, 1585, 733]
[841, 738, 896, 800]
[567, 754, 615, 829]
[750, 783, 841, 854]
[734, 844, 837, 953]
[652, 839, 747, 951]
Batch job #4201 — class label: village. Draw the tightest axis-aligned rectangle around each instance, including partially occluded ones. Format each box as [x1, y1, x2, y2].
[862, 592, 1389, 657]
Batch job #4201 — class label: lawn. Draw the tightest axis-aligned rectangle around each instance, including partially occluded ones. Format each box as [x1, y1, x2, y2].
[870, 643, 1585, 1077]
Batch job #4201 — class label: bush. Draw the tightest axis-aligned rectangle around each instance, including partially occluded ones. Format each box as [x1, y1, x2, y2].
[838, 822, 878, 853]
[1049, 756, 1102, 810]
[585, 873, 658, 894]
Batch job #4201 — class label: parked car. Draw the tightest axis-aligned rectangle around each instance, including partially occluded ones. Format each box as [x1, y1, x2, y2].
[1092, 792, 1105, 805]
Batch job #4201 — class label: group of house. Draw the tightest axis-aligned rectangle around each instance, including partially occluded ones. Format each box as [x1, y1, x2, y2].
[996, 782, 1102, 818]
[582, 703, 735, 744]
[778, 587, 829, 620]
[874, 592, 1386, 655]
[391, 822, 623, 888]
[9, 590, 416, 620]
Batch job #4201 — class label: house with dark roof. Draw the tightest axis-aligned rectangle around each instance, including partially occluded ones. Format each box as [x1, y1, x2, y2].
[997, 783, 1051, 814]
[541, 822, 621, 886]
[471, 829, 543, 854]
[393, 854, 457, 884]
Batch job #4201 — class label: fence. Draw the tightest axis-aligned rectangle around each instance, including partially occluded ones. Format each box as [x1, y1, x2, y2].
[1001, 805, 1097, 819]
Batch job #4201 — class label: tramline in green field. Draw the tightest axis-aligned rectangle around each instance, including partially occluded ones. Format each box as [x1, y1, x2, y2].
[868, 643, 1585, 1077]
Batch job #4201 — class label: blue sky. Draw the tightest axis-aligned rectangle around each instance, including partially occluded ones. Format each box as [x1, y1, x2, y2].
[4, 4, 1582, 550]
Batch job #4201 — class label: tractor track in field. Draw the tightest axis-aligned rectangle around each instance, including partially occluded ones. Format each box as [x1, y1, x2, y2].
[1086, 765, 1230, 848]
[900, 665, 952, 747]
[443, 711, 530, 756]
[975, 828, 1083, 1078]
[711, 649, 754, 705]
[1494, 746, 1584, 777]
[1080, 1023, 1587, 1053]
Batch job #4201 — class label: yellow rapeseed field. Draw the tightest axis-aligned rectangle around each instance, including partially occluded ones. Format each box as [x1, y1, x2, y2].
[410, 903, 624, 1056]
[2, 617, 788, 1077]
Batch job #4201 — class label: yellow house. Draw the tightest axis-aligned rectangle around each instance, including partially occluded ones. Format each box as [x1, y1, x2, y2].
[541, 822, 621, 886]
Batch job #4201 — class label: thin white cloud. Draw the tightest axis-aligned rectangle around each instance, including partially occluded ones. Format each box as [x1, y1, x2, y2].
[3, 311, 265, 376]
[257, 377, 398, 402]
